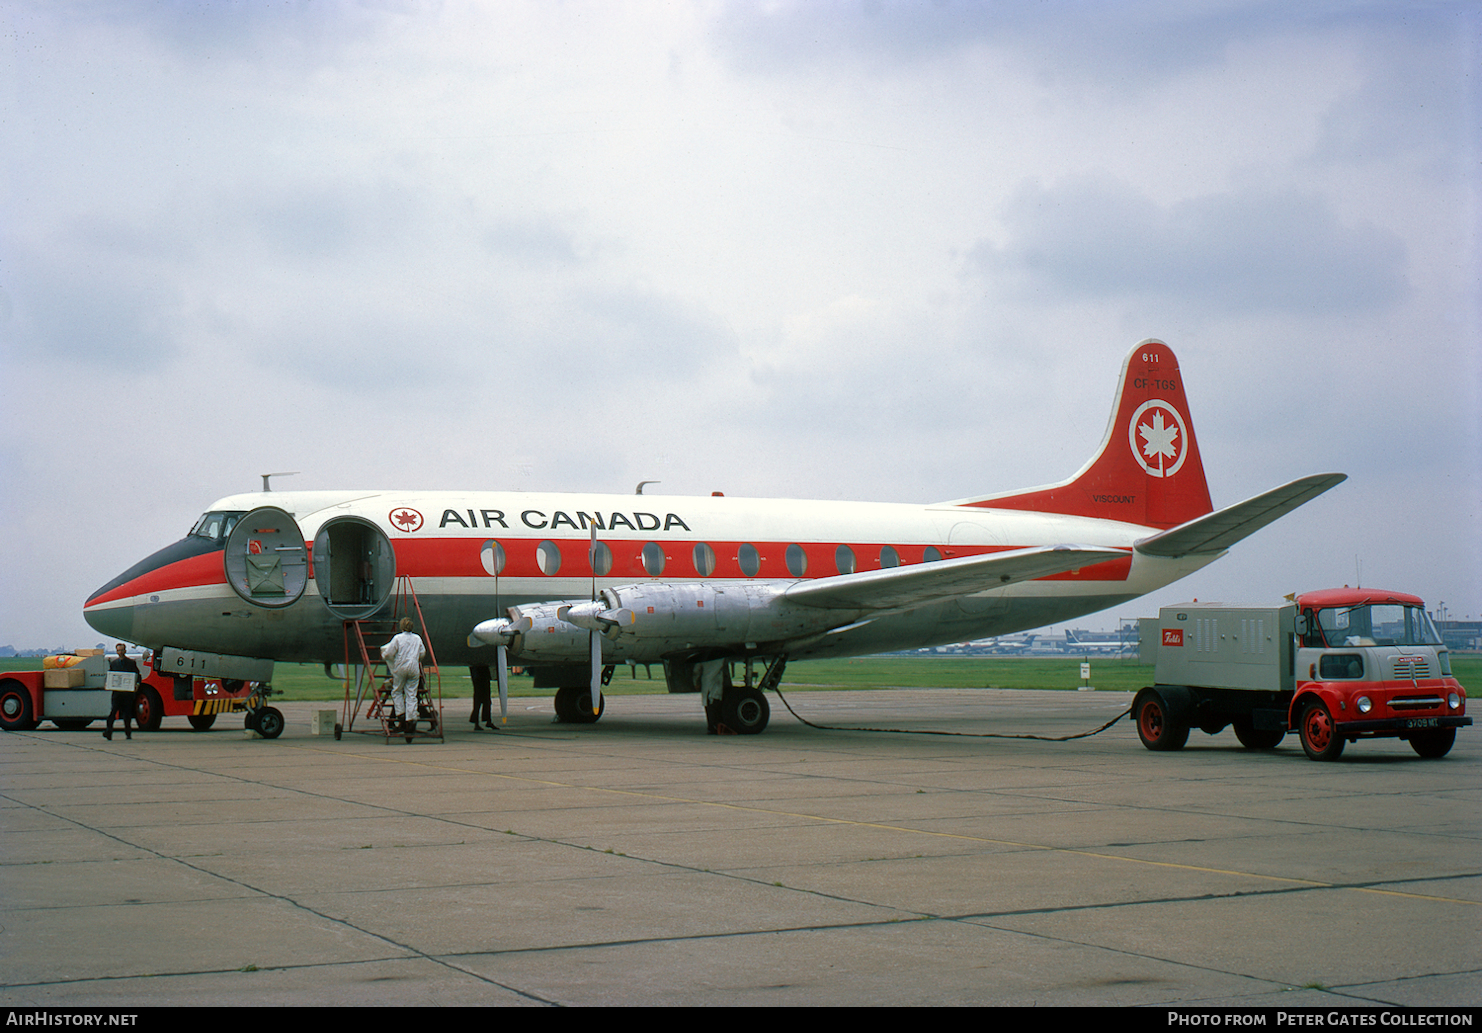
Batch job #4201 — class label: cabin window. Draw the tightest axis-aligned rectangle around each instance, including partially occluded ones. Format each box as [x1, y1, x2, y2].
[785, 544, 808, 577]
[738, 543, 760, 577]
[641, 542, 665, 576]
[923, 546, 943, 562]
[693, 543, 716, 576]
[880, 545, 900, 568]
[481, 540, 505, 576]
[590, 541, 613, 576]
[835, 544, 856, 575]
[536, 541, 562, 575]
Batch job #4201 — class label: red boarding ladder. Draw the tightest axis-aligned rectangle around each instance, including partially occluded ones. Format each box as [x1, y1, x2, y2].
[339, 576, 444, 744]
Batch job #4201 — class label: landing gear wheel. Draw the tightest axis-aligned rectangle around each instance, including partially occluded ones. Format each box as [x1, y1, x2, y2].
[721, 688, 770, 735]
[136, 687, 164, 732]
[256, 707, 285, 740]
[0, 681, 40, 731]
[52, 718, 94, 731]
[1134, 690, 1188, 751]
[1409, 728, 1456, 759]
[187, 714, 217, 731]
[554, 686, 605, 724]
[1299, 701, 1344, 761]
[1232, 717, 1284, 750]
[243, 711, 260, 732]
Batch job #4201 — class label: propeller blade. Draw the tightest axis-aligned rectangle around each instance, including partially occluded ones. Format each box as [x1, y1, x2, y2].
[495, 644, 509, 724]
[590, 629, 602, 715]
[588, 522, 602, 715]
[589, 523, 598, 602]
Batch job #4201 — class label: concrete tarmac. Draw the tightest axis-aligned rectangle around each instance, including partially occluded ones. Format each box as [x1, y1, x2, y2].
[1, 688, 1478, 1008]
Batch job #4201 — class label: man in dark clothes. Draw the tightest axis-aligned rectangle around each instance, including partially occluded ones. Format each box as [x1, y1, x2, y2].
[105, 643, 141, 741]
[470, 664, 494, 729]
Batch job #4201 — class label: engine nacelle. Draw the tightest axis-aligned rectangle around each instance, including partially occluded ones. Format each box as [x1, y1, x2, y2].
[474, 583, 863, 665]
[561, 581, 857, 659]
[498, 601, 595, 663]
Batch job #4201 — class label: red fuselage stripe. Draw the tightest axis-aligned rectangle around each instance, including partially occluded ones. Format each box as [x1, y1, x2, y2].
[85, 537, 1135, 605]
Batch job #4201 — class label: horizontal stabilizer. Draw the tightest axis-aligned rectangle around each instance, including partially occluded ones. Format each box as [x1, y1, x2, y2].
[784, 545, 1126, 612]
[1134, 473, 1346, 558]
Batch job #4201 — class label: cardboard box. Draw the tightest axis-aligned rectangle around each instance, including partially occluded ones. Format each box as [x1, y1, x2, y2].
[44, 667, 87, 688]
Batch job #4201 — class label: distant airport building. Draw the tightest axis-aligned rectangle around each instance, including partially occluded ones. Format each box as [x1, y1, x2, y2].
[1437, 620, 1481, 653]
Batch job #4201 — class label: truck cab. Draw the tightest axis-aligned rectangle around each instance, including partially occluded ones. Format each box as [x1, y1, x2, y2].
[1290, 588, 1467, 760]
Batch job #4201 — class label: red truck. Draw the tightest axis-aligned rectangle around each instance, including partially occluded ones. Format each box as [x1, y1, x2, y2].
[0, 651, 284, 737]
[1133, 589, 1469, 760]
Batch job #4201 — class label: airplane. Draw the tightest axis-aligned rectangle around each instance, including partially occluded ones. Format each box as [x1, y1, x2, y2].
[83, 339, 1345, 735]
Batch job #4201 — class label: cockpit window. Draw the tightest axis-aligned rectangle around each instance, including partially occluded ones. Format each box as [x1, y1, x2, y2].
[189, 511, 246, 541]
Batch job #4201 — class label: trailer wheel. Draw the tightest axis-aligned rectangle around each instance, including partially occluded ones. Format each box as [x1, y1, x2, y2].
[1409, 728, 1455, 759]
[1299, 701, 1344, 761]
[1232, 718, 1284, 750]
[1134, 690, 1188, 751]
[256, 707, 285, 740]
[187, 714, 217, 731]
[135, 687, 164, 732]
[0, 681, 39, 732]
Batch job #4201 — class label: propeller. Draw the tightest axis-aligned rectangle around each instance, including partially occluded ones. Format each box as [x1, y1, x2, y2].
[588, 523, 602, 716]
[495, 644, 509, 724]
[469, 614, 530, 724]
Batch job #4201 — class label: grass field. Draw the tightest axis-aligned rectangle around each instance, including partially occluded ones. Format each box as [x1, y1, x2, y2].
[6, 654, 1479, 701]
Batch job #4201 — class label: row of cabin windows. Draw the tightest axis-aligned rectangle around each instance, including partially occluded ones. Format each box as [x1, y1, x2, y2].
[480, 540, 947, 578]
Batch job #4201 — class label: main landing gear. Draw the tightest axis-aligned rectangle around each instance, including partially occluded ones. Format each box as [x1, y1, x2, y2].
[553, 684, 606, 724]
[704, 656, 785, 736]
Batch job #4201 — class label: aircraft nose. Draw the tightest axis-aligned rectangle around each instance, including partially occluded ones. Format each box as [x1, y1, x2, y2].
[83, 596, 136, 642]
[83, 534, 221, 646]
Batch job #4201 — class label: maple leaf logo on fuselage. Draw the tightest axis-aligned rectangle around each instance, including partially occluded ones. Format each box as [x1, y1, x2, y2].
[390, 508, 424, 532]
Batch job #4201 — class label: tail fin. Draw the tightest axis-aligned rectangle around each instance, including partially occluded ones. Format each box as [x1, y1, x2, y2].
[954, 339, 1213, 529]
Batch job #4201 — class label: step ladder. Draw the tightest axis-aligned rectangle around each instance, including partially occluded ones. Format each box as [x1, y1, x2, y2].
[340, 576, 444, 744]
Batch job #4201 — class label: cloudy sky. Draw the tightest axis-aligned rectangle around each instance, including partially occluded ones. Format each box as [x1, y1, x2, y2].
[2, 0, 1478, 649]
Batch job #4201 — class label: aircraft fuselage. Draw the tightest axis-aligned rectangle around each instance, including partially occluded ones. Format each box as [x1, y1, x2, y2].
[84, 488, 1215, 667]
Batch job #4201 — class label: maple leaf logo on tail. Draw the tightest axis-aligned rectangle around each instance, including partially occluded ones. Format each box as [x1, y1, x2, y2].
[1127, 401, 1188, 479]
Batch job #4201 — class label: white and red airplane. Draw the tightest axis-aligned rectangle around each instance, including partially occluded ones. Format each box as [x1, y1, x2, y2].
[83, 339, 1344, 733]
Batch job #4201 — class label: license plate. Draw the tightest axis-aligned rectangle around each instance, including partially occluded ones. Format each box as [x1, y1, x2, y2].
[1404, 718, 1439, 729]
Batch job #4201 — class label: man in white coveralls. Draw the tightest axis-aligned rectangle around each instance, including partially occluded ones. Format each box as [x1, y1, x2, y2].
[380, 617, 426, 732]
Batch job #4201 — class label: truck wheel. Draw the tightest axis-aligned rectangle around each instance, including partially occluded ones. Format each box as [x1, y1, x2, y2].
[187, 714, 217, 731]
[1409, 729, 1455, 759]
[1134, 690, 1188, 751]
[1299, 701, 1344, 761]
[256, 707, 285, 740]
[1232, 718, 1284, 750]
[135, 687, 164, 732]
[0, 681, 40, 732]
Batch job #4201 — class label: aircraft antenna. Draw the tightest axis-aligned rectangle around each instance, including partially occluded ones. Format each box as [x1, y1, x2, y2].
[635, 480, 659, 495]
[260, 472, 300, 492]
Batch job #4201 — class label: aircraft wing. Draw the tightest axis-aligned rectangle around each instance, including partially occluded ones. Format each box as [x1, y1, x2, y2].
[782, 545, 1127, 612]
[1134, 473, 1347, 558]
